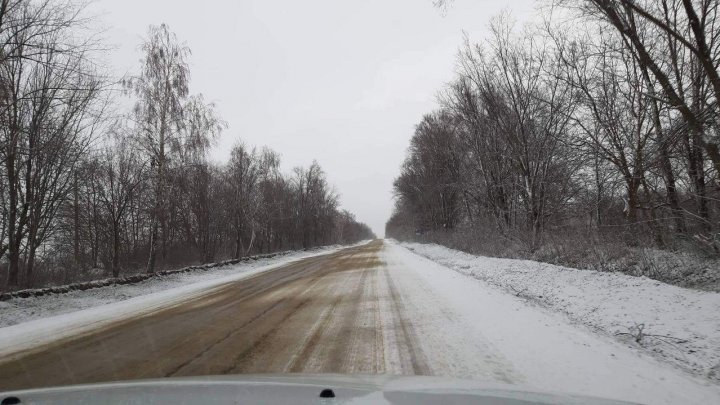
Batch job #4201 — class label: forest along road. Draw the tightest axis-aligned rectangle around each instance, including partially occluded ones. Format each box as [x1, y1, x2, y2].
[1, 240, 719, 405]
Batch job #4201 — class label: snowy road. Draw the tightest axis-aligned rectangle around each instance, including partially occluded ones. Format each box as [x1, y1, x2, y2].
[1, 240, 719, 403]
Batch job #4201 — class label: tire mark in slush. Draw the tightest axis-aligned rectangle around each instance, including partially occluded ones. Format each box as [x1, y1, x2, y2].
[330, 267, 370, 371]
[220, 296, 315, 374]
[165, 263, 329, 376]
[285, 288, 346, 372]
[224, 262, 348, 374]
[372, 262, 386, 373]
[285, 255, 367, 372]
[383, 267, 432, 375]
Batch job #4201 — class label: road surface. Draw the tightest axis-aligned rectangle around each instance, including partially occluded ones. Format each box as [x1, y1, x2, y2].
[1, 240, 719, 404]
[0, 241, 425, 389]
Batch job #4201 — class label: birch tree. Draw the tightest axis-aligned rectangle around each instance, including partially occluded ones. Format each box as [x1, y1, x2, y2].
[126, 24, 190, 273]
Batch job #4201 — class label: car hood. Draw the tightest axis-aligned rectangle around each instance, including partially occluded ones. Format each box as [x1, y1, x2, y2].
[1, 374, 639, 404]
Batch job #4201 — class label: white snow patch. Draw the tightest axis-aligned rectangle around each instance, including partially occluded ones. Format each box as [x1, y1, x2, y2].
[396, 240, 720, 382]
[383, 241, 720, 404]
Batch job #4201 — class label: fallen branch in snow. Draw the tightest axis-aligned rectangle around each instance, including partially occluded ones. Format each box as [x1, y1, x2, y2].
[617, 323, 647, 343]
[615, 323, 688, 345]
[509, 286, 533, 300]
[509, 286, 529, 297]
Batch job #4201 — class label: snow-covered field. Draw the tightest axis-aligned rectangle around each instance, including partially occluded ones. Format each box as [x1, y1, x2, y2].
[0, 244, 356, 357]
[385, 241, 720, 404]
[397, 240, 720, 382]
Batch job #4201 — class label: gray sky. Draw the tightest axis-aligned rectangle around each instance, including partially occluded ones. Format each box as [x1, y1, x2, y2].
[89, 0, 537, 236]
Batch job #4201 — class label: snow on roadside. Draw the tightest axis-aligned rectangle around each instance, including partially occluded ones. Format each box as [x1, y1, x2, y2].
[0, 243, 361, 359]
[384, 242, 720, 405]
[396, 240, 720, 382]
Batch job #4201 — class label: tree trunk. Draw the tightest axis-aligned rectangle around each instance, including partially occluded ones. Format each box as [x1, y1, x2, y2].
[642, 66, 685, 235]
[642, 180, 664, 248]
[244, 228, 256, 257]
[73, 172, 81, 272]
[684, 129, 710, 231]
[690, 71, 711, 232]
[146, 219, 158, 273]
[659, 149, 685, 235]
[625, 178, 641, 226]
[146, 180, 161, 274]
[6, 155, 19, 286]
[112, 225, 120, 278]
[691, 131, 712, 232]
[26, 244, 37, 287]
[234, 227, 242, 259]
[594, 156, 603, 227]
[149, 99, 167, 272]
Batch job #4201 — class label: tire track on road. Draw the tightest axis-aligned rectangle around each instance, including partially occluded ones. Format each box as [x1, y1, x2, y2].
[227, 253, 362, 374]
[229, 254, 372, 372]
[383, 266, 432, 375]
[284, 286, 347, 373]
[372, 263, 386, 373]
[150, 257, 334, 377]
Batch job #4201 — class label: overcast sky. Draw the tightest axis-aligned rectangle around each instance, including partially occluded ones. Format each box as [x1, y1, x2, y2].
[89, 0, 538, 236]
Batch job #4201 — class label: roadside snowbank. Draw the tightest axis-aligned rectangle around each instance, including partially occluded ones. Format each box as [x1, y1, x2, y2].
[0, 251, 293, 301]
[0, 243, 359, 358]
[397, 240, 720, 382]
[385, 242, 720, 404]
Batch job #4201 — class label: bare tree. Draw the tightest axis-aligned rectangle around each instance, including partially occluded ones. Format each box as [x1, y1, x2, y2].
[126, 23, 191, 273]
[570, 0, 720, 183]
[0, 0, 105, 286]
[96, 130, 147, 277]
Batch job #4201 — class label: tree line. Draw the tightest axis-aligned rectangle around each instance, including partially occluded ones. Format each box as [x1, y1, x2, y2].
[388, 0, 720, 271]
[0, 0, 374, 289]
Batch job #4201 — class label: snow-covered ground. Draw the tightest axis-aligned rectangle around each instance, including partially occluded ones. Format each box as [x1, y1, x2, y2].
[384, 241, 720, 404]
[396, 240, 720, 383]
[0, 244, 357, 358]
